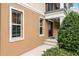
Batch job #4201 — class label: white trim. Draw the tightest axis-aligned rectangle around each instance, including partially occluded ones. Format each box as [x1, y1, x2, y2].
[39, 17, 45, 37]
[9, 6, 24, 42]
[60, 16, 64, 25]
[60, 3, 64, 8]
[18, 3, 44, 15]
[47, 19, 53, 22]
[45, 11, 65, 19]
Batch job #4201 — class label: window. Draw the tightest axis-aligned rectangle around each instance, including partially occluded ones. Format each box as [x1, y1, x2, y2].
[10, 7, 24, 42]
[64, 3, 67, 9]
[46, 3, 60, 11]
[39, 18, 44, 35]
[69, 3, 73, 8]
[55, 3, 60, 9]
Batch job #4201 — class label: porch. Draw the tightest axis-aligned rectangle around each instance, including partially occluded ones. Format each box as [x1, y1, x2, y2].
[45, 8, 65, 40]
[47, 18, 60, 39]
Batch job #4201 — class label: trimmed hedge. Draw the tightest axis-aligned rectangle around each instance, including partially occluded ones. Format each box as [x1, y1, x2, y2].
[42, 48, 78, 56]
[58, 11, 79, 52]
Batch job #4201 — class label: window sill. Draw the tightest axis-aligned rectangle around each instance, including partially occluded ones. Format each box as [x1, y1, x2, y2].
[39, 34, 44, 37]
[9, 37, 24, 42]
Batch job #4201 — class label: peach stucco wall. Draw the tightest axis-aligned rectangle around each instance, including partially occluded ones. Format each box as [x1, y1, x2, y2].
[0, 4, 1, 55]
[0, 3, 48, 56]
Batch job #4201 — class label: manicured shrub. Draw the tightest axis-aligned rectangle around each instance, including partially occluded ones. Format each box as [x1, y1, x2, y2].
[58, 11, 79, 52]
[42, 48, 78, 56]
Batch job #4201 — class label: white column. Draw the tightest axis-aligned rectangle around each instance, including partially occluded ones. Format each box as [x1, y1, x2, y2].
[60, 3, 64, 9]
[60, 16, 64, 25]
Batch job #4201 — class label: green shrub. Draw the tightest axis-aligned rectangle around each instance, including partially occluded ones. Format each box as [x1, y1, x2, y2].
[42, 48, 78, 56]
[58, 11, 79, 52]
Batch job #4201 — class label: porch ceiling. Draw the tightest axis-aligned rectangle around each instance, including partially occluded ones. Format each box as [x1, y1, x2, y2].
[47, 18, 60, 23]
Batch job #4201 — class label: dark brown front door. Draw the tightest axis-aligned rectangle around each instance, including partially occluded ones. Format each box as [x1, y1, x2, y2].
[48, 21, 53, 37]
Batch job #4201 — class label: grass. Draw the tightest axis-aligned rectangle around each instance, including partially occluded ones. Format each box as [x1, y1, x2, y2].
[42, 48, 78, 56]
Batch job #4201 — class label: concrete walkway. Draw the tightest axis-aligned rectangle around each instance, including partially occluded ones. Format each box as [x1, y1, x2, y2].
[21, 44, 55, 56]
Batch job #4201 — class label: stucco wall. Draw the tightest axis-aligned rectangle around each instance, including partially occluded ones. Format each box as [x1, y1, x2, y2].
[0, 4, 1, 55]
[0, 3, 48, 56]
[53, 21, 59, 37]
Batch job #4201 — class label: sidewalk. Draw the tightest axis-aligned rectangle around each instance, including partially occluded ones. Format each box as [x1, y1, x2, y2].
[21, 44, 55, 56]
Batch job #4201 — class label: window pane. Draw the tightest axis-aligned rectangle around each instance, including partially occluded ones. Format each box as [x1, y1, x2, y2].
[40, 27, 43, 34]
[55, 3, 60, 9]
[40, 19, 43, 26]
[12, 11, 17, 24]
[12, 9, 22, 24]
[16, 25, 21, 37]
[17, 13, 21, 24]
[12, 25, 17, 37]
[12, 25, 21, 37]
[47, 3, 50, 11]
[51, 4, 53, 11]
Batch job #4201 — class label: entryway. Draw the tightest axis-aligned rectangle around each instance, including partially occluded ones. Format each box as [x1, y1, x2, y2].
[48, 18, 60, 39]
[48, 21, 53, 38]
[48, 21, 53, 39]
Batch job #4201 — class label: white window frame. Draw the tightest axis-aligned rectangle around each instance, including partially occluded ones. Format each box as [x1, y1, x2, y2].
[39, 17, 45, 36]
[9, 7, 24, 42]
